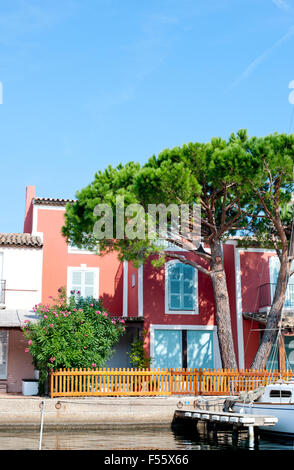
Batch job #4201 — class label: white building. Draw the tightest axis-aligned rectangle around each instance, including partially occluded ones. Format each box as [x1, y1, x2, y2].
[0, 233, 42, 393]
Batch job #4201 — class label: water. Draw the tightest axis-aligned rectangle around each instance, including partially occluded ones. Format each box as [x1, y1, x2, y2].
[0, 425, 293, 451]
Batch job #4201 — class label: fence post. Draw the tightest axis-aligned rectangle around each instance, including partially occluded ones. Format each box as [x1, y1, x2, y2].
[169, 368, 172, 395]
[50, 371, 53, 398]
[194, 369, 199, 396]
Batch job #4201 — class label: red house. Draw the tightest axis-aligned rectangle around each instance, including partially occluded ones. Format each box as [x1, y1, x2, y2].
[23, 186, 294, 372]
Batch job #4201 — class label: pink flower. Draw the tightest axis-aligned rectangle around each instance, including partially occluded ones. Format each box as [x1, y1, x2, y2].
[25, 348, 29, 353]
[28, 340, 32, 345]
[91, 363, 97, 368]
[90, 303, 94, 307]
[48, 324, 54, 328]
[102, 312, 107, 317]
[96, 310, 101, 315]
[50, 357, 55, 363]
[44, 315, 48, 319]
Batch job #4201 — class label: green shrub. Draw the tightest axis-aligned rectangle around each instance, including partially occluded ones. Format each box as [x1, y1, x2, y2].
[127, 329, 151, 369]
[22, 288, 126, 390]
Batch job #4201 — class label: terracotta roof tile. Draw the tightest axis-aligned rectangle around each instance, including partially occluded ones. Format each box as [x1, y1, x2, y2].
[0, 233, 43, 248]
[33, 197, 75, 206]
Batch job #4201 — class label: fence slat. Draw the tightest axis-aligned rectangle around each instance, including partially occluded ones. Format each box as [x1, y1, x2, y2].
[49, 368, 294, 398]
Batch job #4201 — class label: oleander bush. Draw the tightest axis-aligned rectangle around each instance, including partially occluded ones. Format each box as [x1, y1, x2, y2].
[22, 287, 126, 393]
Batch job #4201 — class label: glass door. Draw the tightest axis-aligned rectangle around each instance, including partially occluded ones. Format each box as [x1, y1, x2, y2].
[187, 330, 213, 369]
[0, 331, 8, 380]
[153, 329, 182, 369]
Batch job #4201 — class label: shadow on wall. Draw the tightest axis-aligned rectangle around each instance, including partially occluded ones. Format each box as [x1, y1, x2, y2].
[105, 325, 141, 369]
[101, 263, 123, 316]
[241, 251, 271, 314]
[240, 251, 271, 368]
[100, 263, 144, 369]
[143, 254, 215, 327]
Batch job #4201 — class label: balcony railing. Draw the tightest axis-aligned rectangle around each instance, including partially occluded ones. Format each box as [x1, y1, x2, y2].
[0, 280, 5, 305]
[259, 283, 294, 310]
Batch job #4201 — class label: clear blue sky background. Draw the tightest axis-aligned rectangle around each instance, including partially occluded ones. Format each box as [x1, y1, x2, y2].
[1, 0, 294, 233]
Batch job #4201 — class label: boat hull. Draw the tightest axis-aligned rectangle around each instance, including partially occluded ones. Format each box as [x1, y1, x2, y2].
[233, 402, 294, 435]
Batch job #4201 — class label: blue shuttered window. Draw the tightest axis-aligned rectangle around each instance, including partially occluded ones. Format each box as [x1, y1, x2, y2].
[285, 337, 294, 370]
[168, 263, 196, 311]
[270, 257, 294, 308]
[267, 336, 294, 372]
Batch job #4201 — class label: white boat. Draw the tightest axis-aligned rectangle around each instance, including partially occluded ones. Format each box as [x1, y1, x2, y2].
[232, 381, 294, 436]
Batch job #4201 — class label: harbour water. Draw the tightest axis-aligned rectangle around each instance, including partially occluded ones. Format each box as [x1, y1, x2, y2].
[0, 425, 293, 451]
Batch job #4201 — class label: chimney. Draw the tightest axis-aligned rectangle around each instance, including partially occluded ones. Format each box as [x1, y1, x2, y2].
[23, 185, 36, 234]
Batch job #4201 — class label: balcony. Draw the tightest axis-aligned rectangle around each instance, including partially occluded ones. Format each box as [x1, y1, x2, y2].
[259, 283, 294, 311]
[0, 280, 6, 307]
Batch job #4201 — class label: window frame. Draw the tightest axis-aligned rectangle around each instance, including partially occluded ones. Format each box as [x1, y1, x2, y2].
[165, 259, 198, 315]
[0, 330, 8, 380]
[67, 266, 99, 299]
[269, 256, 294, 310]
[150, 324, 221, 370]
[269, 389, 292, 398]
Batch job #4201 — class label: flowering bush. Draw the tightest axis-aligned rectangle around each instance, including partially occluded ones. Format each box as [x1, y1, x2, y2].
[22, 288, 126, 389]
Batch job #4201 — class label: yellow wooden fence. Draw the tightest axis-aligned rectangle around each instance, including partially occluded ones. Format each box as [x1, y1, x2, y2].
[50, 367, 294, 398]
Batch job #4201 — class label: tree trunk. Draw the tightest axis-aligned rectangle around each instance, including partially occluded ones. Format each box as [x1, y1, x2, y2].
[209, 239, 238, 369]
[251, 248, 290, 370]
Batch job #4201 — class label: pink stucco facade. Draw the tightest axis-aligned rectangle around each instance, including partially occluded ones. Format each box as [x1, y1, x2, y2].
[1, 185, 284, 395]
[7, 329, 36, 393]
[24, 190, 124, 316]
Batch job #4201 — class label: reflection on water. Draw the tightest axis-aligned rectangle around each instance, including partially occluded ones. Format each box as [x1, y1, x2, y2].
[0, 426, 293, 450]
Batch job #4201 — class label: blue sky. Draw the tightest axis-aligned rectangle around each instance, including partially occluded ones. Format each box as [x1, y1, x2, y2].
[1, 0, 294, 233]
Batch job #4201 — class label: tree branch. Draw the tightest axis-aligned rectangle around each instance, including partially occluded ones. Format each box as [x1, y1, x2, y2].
[165, 252, 211, 277]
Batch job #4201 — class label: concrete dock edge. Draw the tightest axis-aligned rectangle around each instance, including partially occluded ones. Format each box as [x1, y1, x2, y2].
[0, 395, 202, 429]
